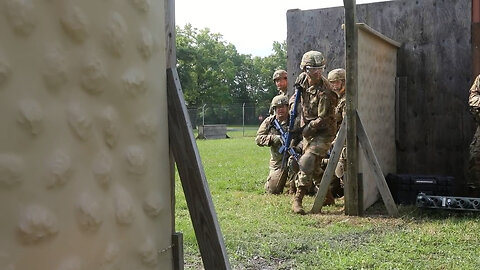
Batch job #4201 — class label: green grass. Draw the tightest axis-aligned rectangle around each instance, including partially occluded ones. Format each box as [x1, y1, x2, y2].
[175, 135, 480, 270]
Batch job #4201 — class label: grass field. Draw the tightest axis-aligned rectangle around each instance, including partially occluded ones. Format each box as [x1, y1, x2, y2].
[175, 127, 480, 269]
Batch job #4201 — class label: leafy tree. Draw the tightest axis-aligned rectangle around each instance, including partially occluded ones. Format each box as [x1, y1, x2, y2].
[176, 24, 287, 125]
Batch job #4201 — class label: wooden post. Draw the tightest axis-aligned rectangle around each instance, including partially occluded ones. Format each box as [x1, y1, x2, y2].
[473, 0, 480, 77]
[167, 68, 231, 270]
[356, 112, 399, 217]
[172, 232, 184, 270]
[165, 0, 181, 261]
[311, 119, 346, 213]
[165, 0, 176, 69]
[344, 0, 360, 216]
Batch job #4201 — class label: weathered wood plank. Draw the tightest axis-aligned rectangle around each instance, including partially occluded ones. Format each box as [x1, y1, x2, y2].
[356, 112, 399, 217]
[287, 0, 473, 190]
[473, 0, 480, 77]
[167, 68, 231, 270]
[311, 119, 347, 214]
[164, 0, 176, 69]
[172, 232, 184, 270]
[344, 0, 360, 216]
[165, 0, 177, 252]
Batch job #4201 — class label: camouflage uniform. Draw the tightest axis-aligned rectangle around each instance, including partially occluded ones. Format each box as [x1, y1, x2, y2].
[468, 74, 480, 193]
[291, 51, 338, 214]
[287, 91, 304, 194]
[256, 115, 289, 194]
[256, 95, 301, 194]
[328, 68, 347, 194]
[269, 69, 288, 115]
[333, 89, 347, 186]
[296, 72, 338, 189]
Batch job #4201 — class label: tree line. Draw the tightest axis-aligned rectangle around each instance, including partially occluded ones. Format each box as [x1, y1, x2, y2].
[176, 24, 286, 126]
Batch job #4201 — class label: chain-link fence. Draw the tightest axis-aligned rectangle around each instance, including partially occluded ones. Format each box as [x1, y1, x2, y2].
[187, 104, 269, 129]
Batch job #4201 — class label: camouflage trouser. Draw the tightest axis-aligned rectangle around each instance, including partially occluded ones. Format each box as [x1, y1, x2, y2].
[265, 149, 298, 194]
[264, 156, 299, 194]
[264, 165, 288, 194]
[297, 136, 333, 189]
[468, 126, 480, 189]
[286, 156, 299, 191]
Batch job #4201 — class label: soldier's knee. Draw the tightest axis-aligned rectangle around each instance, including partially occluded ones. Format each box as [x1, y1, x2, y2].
[298, 152, 316, 174]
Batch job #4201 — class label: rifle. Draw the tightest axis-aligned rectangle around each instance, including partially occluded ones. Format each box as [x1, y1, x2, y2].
[272, 118, 299, 164]
[272, 84, 302, 167]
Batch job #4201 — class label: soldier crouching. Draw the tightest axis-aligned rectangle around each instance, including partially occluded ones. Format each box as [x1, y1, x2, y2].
[256, 95, 301, 194]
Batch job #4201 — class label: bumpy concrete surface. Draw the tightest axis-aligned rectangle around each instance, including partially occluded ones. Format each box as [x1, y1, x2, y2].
[0, 0, 172, 269]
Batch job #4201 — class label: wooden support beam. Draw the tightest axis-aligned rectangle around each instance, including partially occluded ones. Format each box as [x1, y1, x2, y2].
[165, 0, 177, 245]
[172, 232, 184, 270]
[356, 112, 399, 217]
[343, 0, 360, 216]
[167, 68, 231, 270]
[165, 0, 176, 69]
[311, 119, 347, 214]
[473, 0, 480, 76]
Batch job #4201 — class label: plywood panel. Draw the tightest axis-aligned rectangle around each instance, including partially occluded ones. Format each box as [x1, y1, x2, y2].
[0, 1, 173, 269]
[357, 25, 398, 209]
[287, 0, 473, 193]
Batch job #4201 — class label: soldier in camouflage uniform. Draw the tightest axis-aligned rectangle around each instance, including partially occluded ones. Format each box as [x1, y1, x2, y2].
[292, 51, 338, 214]
[328, 68, 346, 197]
[256, 95, 301, 194]
[269, 69, 289, 115]
[468, 74, 480, 195]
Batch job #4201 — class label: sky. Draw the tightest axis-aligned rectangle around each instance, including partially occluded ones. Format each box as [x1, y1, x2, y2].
[175, 0, 392, 57]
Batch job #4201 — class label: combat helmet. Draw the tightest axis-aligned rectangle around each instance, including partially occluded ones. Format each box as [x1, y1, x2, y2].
[328, 68, 346, 82]
[300, 50, 326, 70]
[270, 95, 288, 109]
[272, 69, 287, 82]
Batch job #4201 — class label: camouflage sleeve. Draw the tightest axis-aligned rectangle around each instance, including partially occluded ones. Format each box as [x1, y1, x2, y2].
[294, 72, 309, 89]
[310, 91, 337, 130]
[255, 117, 275, 146]
[469, 75, 480, 108]
[335, 98, 345, 125]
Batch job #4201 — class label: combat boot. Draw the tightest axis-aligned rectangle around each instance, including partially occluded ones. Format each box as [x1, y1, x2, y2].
[292, 186, 307, 215]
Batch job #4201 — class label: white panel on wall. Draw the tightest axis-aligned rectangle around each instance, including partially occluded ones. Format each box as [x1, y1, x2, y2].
[357, 24, 399, 210]
[0, 0, 172, 269]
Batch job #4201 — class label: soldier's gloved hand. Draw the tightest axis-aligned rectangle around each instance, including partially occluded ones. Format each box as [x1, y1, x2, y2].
[272, 135, 282, 146]
[302, 123, 316, 138]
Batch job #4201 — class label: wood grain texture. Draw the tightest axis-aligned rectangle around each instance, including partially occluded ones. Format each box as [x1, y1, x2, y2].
[357, 24, 398, 210]
[311, 119, 346, 214]
[344, 0, 360, 216]
[287, 0, 473, 194]
[357, 113, 399, 217]
[167, 68, 231, 270]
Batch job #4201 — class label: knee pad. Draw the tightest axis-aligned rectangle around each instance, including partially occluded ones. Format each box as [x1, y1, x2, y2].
[298, 152, 316, 175]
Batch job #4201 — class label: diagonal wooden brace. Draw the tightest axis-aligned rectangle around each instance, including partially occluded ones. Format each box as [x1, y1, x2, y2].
[355, 112, 399, 217]
[167, 67, 231, 270]
[311, 118, 347, 214]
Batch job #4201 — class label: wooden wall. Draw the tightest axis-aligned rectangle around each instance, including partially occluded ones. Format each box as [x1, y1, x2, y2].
[287, 0, 474, 193]
[357, 24, 399, 209]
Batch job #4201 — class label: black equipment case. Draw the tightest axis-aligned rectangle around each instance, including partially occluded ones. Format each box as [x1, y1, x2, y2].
[385, 174, 455, 204]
